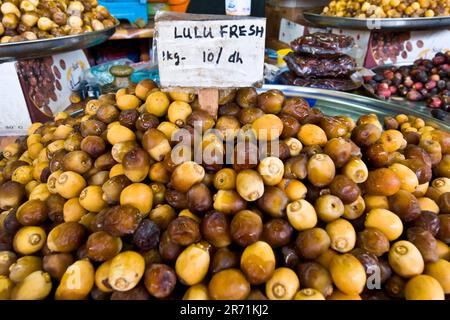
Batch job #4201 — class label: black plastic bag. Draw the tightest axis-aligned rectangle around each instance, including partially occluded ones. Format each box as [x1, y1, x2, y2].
[284, 52, 356, 78]
[290, 33, 354, 57]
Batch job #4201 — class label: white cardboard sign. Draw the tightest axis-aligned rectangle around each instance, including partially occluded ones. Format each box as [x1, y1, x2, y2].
[155, 13, 266, 88]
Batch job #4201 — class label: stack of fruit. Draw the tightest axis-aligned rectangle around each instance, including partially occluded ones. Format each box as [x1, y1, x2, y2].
[364, 51, 450, 112]
[0, 81, 449, 300]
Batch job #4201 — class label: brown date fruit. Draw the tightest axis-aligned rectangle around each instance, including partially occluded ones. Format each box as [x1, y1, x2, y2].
[295, 228, 330, 260]
[230, 210, 263, 247]
[218, 102, 241, 117]
[281, 97, 310, 122]
[96, 104, 119, 124]
[0, 230, 13, 251]
[279, 114, 300, 139]
[364, 168, 401, 196]
[403, 131, 420, 145]
[46, 194, 65, 223]
[43, 253, 74, 280]
[320, 116, 348, 139]
[16, 199, 48, 226]
[49, 150, 67, 172]
[167, 216, 200, 246]
[164, 189, 189, 210]
[144, 264, 176, 298]
[438, 193, 450, 214]
[94, 205, 141, 237]
[283, 154, 308, 180]
[135, 112, 159, 132]
[3, 209, 21, 234]
[301, 145, 323, 158]
[201, 211, 232, 248]
[412, 211, 440, 237]
[91, 287, 111, 301]
[110, 285, 150, 300]
[323, 138, 352, 168]
[80, 136, 106, 158]
[80, 119, 106, 137]
[119, 109, 139, 129]
[159, 231, 182, 262]
[407, 227, 439, 263]
[329, 175, 360, 204]
[94, 152, 116, 171]
[0, 181, 26, 210]
[133, 220, 160, 251]
[401, 159, 432, 185]
[102, 175, 132, 205]
[239, 107, 265, 125]
[388, 190, 421, 222]
[211, 248, 240, 274]
[378, 258, 392, 284]
[385, 274, 406, 298]
[232, 141, 258, 171]
[256, 187, 288, 218]
[236, 87, 257, 108]
[351, 123, 381, 147]
[262, 218, 293, 248]
[384, 116, 398, 130]
[281, 245, 299, 269]
[187, 110, 215, 133]
[86, 231, 122, 262]
[296, 262, 333, 297]
[350, 248, 380, 280]
[187, 183, 212, 213]
[142, 249, 162, 266]
[437, 213, 450, 244]
[258, 89, 284, 114]
[47, 222, 86, 253]
[365, 143, 389, 168]
[62, 151, 92, 174]
[356, 227, 390, 257]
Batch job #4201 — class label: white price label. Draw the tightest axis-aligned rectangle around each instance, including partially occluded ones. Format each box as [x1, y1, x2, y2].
[156, 13, 266, 88]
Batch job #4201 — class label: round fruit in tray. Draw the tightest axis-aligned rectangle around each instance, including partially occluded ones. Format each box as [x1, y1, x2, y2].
[0, 0, 116, 44]
[322, 0, 449, 18]
[364, 51, 450, 112]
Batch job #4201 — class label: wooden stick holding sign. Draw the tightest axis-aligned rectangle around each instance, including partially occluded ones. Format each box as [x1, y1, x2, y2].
[155, 12, 266, 120]
[198, 88, 219, 120]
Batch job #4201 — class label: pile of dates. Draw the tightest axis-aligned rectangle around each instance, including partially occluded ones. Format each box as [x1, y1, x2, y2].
[364, 51, 450, 112]
[322, 0, 449, 18]
[0, 81, 449, 300]
[0, 0, 116, 44]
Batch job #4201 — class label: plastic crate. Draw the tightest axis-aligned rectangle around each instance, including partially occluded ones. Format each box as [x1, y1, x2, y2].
[99, 0, 148, 24]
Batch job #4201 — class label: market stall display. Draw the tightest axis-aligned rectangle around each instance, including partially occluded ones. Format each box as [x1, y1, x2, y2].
[0, 81, 449, 300]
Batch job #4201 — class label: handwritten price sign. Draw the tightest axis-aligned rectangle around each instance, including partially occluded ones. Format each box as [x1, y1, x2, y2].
[155, 12, 266, 88]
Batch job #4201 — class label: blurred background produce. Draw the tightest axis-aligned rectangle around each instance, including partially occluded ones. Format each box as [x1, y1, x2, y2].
[0, 0, 117, 44]
[322, 0, 450, 18]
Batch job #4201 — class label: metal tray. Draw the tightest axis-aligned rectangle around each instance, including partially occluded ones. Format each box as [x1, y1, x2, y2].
[0, 24, 118, 62]
[303, 10, 450, 31]
[260, 84, 450, 130]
